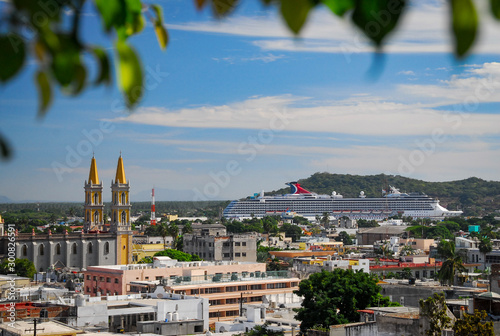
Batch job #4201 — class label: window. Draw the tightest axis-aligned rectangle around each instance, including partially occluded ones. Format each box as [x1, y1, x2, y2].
[94, 211, 99, 223]
[94, 193, 99, 205]
[209, 300, 222, 306]
[56, 243, 61, 255]
[88, 243, 93, 254]
[121, 192, 126, 205]
[87, 275, 91, 280]
[104, 242, 110, 254]
[250, 284, 262, 290]
[106, 278, 111, 283]
[249, 296, 262, 302]
[22, 245, 27, 256]
[226, 298, 238, 304]
[242, 253, 246, 257]
[238, 285, 247, 291]
[206, 287, 222, 294]
[72, 243, 78, 254]
[226, 286, 237, 292]
[114, 193, 118, 205]
[115, 278, 119, 283]
[86, 287, 90, 292]
[235, 253, 241, 257]
[242, 242, 247, 246]
[86, 210, 90, 222]
[93, 276, 97, 281]
[223, 253, 230, 258]
[39, 244, 45, 256]
[87, 193, 91, 204]
[191, 289, 199, 295]
[121, 211, 126, 224]
[226, 310, 239, 317]
[100, 277, 104, 281]
[235, 242, 241, 246]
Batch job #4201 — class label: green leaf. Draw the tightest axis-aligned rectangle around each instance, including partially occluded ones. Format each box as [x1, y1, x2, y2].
[0, 133, 12, 160]
[322, 0, 354, 17]
[212, 0, 239, 18]
[95, 0, 127, 31]
[154, 23, 169, 50]
[116, 40, 143, 108]
[351, 0, 406, 47]
[151, 4, 164, 23]
[49, 34, 82, 87]
[90, 47, 111, 85]
[35, 70, 52, 118]
[280, 0, 312, 35]
[68, 64, 87, 95]
[451, 0, 478, 57]
[0, 34, 26, 83]
[491, 0, 500, 19]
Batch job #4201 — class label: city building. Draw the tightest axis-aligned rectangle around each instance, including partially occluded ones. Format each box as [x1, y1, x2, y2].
[356, 226, 408, 245]
[82, 258, 267, 296]
[183, 232, 257, 262]
[0, 320, 83, 336]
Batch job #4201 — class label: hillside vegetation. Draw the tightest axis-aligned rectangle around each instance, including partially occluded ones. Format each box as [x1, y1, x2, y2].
[269, 173, 500, 217]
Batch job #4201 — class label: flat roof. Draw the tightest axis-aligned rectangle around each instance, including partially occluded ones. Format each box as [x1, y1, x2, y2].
[1, 320, 83, 336]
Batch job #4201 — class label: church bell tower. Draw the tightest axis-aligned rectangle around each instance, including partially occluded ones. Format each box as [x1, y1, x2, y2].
[84, 155, 104, 232]
[110, 154, 132, 233]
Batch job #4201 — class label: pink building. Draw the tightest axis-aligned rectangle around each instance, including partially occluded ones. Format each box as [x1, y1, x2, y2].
[83, 257, 267, 296]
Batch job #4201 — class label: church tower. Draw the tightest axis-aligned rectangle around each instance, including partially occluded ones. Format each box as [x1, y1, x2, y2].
[110, 154, 132, 233]
[84, 155, 104, 232]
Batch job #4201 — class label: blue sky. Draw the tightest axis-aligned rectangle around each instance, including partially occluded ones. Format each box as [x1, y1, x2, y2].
[1, 0, 500, 202]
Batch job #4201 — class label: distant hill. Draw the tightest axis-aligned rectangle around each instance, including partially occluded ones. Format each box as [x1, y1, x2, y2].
[268, 173, 500, 217]
[0, 195, 12, 203]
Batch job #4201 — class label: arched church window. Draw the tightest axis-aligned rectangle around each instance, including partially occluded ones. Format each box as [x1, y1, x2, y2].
[56, 243, 61, 255]
[88, 242, 93, 254]
[104, 242, 110, 254]
[72, 243, 77, 254]
[114, 192, 118, 205]
[22, 245, 28, 256]
[94, 211, 99, 224]
[39, 244, 45, 256]
[121, 192, 126, 205]
[94, 193, 99, 205]
[121, 211, 126, 224]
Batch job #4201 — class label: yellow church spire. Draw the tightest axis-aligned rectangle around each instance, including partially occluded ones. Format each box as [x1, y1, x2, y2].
[88, 155, 99, 184]
[115, 154, 127, 184]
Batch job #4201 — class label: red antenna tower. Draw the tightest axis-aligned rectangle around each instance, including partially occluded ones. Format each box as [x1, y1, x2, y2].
[151, 188, 156, 226]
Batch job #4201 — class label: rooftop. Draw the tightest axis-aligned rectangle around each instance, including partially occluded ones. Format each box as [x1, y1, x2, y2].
[0, 320, 83, 336]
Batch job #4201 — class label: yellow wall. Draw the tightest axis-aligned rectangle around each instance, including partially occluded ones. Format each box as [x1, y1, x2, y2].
[132, 243, 165, 262]
[117, 234, 132, 264]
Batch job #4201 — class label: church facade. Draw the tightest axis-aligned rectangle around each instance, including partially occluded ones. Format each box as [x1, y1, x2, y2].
[1, 155, 133, 272]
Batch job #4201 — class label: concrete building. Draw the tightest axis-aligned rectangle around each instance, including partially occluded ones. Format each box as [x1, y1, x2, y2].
[68, 290, 209, 333]
[356, 226, 408, 245]
[0, 320, 82, 336]
[183, 233, 257, 262]
[293, 257, 370, 277]
[82, 258, 267, 296]
[0, 156, 133, 272]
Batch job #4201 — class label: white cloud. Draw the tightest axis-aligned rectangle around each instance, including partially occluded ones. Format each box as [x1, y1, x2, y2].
[212, 53, 285, 64]
[168, 3, 500, 54]
[111, 75, 500, 137]
[398, 70, 416, 76]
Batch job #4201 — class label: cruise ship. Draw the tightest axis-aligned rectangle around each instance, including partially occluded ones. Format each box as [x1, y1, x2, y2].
[223, 182, 463, 220]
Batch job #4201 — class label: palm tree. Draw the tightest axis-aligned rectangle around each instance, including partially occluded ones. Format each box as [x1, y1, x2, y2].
[479, 237, 493, 270]
[158, 222, 170, 249]
[167, 222, 179, 248]
[437, 240, 466, 286]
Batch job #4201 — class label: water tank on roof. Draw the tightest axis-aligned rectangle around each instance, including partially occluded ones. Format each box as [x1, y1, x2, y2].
[75, 294, 86, 307]
[172, 312, 179, 321]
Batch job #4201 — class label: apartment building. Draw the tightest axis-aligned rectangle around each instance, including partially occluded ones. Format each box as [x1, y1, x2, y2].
[183, 233, 257, 262]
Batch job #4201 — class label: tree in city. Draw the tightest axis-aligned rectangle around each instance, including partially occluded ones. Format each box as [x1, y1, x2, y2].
[154, 249, 200, 262]
[294, 268, 397, 332]
[280, 223, 303, 242]
[453, 309, 494, 336]
[157, 222, 170, 249]
[335, 231, 353, 245]
[167, 222, 180, 248]
[240, 323, 284, 336]
[0, 258, 36, 278]
[437, 240, 466, 286]
[419, 292, 452, 336]
[320, 212, 330, 226]
[479, 237, 493, 266]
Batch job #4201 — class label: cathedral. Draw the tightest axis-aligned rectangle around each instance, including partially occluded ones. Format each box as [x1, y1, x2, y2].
[2, 155, 133, 272]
